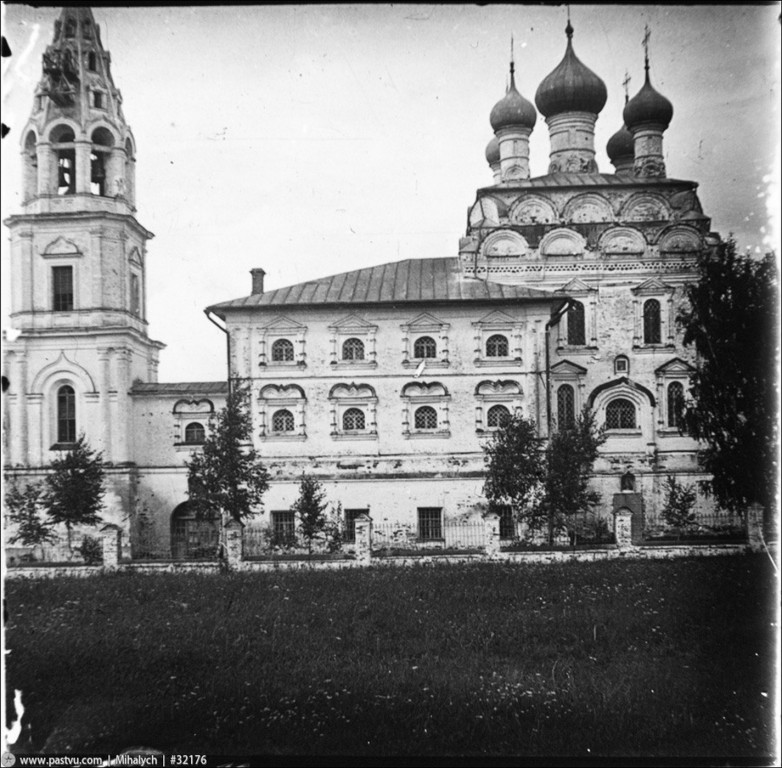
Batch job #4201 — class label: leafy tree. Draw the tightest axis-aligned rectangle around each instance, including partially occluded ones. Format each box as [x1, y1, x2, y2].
[292, 474, 329, 556]
[540, 407, 605, 544]
[323, 501, 345, 554]
[678, 239, 778, 512]
[186, 382, 269, 525]
[44, 435, 105, 553]
[4, 480, 57, 547]
[483, 413, 546, 529]
[660, 475, 698, 540]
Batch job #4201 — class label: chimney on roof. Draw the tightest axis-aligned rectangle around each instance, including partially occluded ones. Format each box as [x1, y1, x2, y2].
[250, 268, 266, 295]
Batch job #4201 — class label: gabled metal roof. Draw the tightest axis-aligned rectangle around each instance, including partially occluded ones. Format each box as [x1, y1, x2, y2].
[208, 257, 559, 316]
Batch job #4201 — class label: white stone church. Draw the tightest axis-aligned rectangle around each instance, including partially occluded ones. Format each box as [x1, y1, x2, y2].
[3, 8, 722, 558]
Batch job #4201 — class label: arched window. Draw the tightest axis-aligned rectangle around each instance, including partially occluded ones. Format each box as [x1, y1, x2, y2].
[667, 381, 685, 429]
[271, 339, 294, 362]
[342, 408, 365, 431]
[184, 422, 206, 444]
[57, 385, 76, 443]
[87, 51, 97, 71]
[567, 301, 586, 346]
[606, 398, 636, 430]
[486, 334, 508, 358]
[557, 384, 575, 429]
[51, 125, 76, 195]
[272, 409, 295, 432]
[342, 337, 365, 361]
[486, 404, 511, 428]
[643, 299, 661, 344]
[413, 336, 437, 359]
[414, 406, 438, 430]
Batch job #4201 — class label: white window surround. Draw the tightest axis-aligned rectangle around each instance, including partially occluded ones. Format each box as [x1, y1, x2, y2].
[472, 310, 523, 368]
[550, 360, 587, 431]
[474, 379, 523, 433]
[329, 314, 378, 370]
[401, 381, 450, 439]
[555, 279, 598, 351]
[328, 382, 378, 441]
[259, 384, 307, 441]
[173, 398, 214, 449]
[257, 315, 307, 369]
[654, 358, 695, 436]
[588, 379, 655, 440]
[400, 312, 450, 369]
[631, 277, 676, 351]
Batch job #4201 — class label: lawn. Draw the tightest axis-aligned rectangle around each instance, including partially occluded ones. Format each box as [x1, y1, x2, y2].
[4, 556, 777, 758]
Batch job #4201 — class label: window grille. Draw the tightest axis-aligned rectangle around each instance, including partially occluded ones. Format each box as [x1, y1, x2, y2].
[497, 505, 515, 540]
[271, 511, 296, 541]
[414, 406, 438, 429]
[344, 509, 367, 543]
[342, 408, 365, 431]
[418, 507, 442, 541]
[272, 409, 295, 432]
[557, 384, 575, 428]
[486, 334, 508, 357]
[667, 381, 685, 428]
[643, 299, 661, 344]
[271, 339, 294, 362]
[606, 398, 636, 429]
[413, 336, 437, 358]
[184, 422, 205, 444]
[342, 337, 365, 360]
[487, 404, 510, 428]
[53, 266, 74, 311]
[567, 301, 586, 345]
[57, 385, 76, 443]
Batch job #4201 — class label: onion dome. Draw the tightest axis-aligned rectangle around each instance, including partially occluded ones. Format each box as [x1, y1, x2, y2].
[623, 68, 673, 129]
[606, 123, 634, 162]
[485, 136, 500, 164]
[489, 65, 537, 132]
[535, 21, 607, 118]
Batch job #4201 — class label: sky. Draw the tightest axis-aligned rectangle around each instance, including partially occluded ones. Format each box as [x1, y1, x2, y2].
[2, 3, 780, 382]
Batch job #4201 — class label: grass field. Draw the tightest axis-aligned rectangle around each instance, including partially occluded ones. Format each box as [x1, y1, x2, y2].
[4, 556, 778, 757]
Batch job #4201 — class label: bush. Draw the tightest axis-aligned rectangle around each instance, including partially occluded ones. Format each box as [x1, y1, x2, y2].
[79, 535, 103, 565]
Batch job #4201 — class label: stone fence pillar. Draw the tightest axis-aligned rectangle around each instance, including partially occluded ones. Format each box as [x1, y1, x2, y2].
[483, 511, 501, 558]
[614, 508, 633, 550]
[224, 518, 244, 571]
[354, 513, 372, 565]
[101, 524, 122, 570]
[746, 503, 765, 553]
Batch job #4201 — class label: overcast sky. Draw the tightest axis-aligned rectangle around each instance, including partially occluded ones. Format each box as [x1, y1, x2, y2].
[2, 4, 779, 382]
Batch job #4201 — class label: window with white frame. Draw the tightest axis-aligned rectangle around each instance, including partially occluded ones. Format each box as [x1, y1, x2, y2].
[550, 360, 587, 432]
[632, 278, 674, 349]
[556, 384, 575, 429]
[57, 384, 76, 444]
[472, 310, 523, 367]
[605, 398, 636, 430]
[401, 381, 450, 438]
[555, 280, 598, 351]
[643, 299, 662, 344]
[614, 355, 630, 375]
[328, 383, 377, 440]
[654, 358, 694, 434]
[257, 316, 307, 368]
[259, 384, 306, 440]
[567, 301, 586, 345]
[342, 337, 365, 361]
[329, 314, 378, 369]
[173, 398, 214, 446]
[667, 381, 685, 429]
[400, 312, 450, 369]
[474, 379, 523, 433]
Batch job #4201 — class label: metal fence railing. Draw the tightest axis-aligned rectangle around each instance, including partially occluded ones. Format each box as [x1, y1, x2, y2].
[643, 508, 745, 542]
[371, 520, 486, 556]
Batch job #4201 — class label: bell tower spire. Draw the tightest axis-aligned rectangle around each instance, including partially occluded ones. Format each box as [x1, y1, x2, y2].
[4, 7, 163, 468]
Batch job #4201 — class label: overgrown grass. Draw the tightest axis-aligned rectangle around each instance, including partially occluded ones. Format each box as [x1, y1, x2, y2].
[5, 556, 777, 757]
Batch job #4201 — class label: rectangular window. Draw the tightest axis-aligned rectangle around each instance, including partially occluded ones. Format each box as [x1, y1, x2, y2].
[131, 274, 141, 316]
[344, 509, 367, 543]
[271, 510, 296, 542]
[497, 505, 515, 540]
[418, 507, 442, 541]
[52, 266, 74, 311]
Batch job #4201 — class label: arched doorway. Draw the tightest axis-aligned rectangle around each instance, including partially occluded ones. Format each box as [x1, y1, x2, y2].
[170, 502, 219, 560]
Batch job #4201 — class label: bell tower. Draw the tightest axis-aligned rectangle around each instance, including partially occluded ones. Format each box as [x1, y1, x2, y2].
[3, 7, 164, 468]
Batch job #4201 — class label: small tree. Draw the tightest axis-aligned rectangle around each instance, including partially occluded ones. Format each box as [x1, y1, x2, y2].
[292, 474, 328, 556]
[4, 480, 57, 548]
[660, 475, 698, 540]
[540, 407, 605, 545]
[323, 501, 345, 554]
[44, 435, 105, 554]
[483, 413, 546, 532]
[186, 382, 270, 527]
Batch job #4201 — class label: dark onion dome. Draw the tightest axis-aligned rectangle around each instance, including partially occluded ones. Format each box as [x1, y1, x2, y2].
[535, 21, 607, 118]
[623, 69, 673, 129]
[489, 66, 537, 132]
[485, 136, 500, 164]
[606, 123, 634, 162]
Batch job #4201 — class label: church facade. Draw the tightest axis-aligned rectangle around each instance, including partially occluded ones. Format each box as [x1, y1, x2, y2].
[3, 9, 720, 558]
